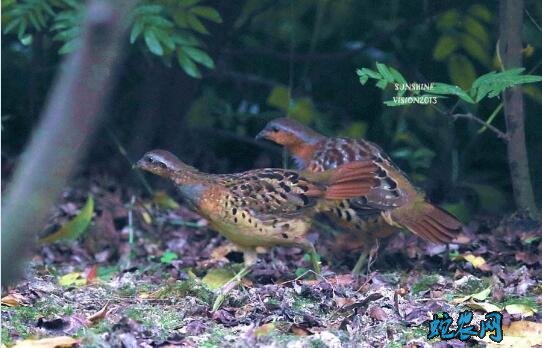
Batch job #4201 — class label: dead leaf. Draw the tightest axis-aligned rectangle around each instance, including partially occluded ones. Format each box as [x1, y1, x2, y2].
[255, 322, 275, 337]
[87, 302, 111, 324]
[453, 253, 492, 271]
[202, 268, 235, 290]
[464, 301, 501, 313]
[1, 293, 28, 307]
[58, 272, 86, 287]
[11, 336, 79, 348]
[504, 304, 537, 317]
[454, 287, 492, 304]
[368, 306, 387, 321]
[40, 195, 94, 244]
[153, 191, 180, 210]
[477, 320, 542, 347]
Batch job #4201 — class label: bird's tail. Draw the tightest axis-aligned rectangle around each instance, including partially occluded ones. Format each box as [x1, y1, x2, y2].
[390, 202, 462, 243]
[305, 160, 378, 200]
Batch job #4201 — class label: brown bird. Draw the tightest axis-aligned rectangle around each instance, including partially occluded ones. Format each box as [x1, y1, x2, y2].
[256, 118, 463, 273]
[135, 149, 379, 272]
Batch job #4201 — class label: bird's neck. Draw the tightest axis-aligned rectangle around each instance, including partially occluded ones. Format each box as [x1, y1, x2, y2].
[289, 141, 320, 169]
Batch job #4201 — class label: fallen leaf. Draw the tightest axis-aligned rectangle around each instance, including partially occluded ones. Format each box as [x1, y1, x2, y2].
[202, 268, 235, 290]
[58, 272, 86, 287]
[464, 301, 501, 313]
[477, 320, 542, 347]
[40, 195, 94, 244]
[1, 293, 28, 307]
[452, 253, 492, 271]
[87, 302, 111, 324]
[455, 286, 493, 304]
[368, 306, 387, 321]
[504, 304, 537, 317]
[85, 265, 98, 284]
[255, 322, 275, 337]
[11, 336, 79, 348]
[153, 191, 180, 210]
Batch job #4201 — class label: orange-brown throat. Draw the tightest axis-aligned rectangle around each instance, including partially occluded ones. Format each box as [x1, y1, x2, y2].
[289, 141, 318, 169]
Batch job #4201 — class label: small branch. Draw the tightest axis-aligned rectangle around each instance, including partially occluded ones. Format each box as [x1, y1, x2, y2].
[451, 113, 509, 141]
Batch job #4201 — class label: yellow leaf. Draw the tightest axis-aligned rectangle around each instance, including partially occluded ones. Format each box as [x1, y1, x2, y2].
[40, 195, 94, 244]
[152, 191, 180, 210]
[505, 304, 537, 317]
[464, 301, 501, 313]
[266, 86, 290, 110]
[478, 320, 542, 347]
[290, 98, 316, 124]
[12, 336, 79, 348]
[58, 272, 86, 287]
[255, 322, 276, 337]
[141, 211, 152, 225]
[433, 35, 459, 61]
[202, 268, 235, 290]
[448, 54, 477, 90]
[462, 253, 491, 271]
[1, 293, 27, 307]
[455, 286, 492, 303]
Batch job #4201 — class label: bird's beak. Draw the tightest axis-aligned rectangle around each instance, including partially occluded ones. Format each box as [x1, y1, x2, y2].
[255, 129, 269, 140]
[133, 159, 144, 170]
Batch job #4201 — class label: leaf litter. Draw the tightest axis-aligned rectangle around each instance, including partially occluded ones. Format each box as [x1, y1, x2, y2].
[1, 176, 541, 347]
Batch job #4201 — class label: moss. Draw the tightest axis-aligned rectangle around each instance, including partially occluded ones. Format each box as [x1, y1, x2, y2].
[199, 326, 232, 348]
[2, 300, 74, 339]
[456, 277, 492, 295]
[153, 280, 214, 305]
[411, 275, 440, 294]
[498, 295, 541, 311]
[1, 326, 14, 346]
[124, 305, 184, 338]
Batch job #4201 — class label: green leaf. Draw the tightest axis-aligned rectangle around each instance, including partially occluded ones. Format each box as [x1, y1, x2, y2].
[470, 68, 542, 102]
[144, 29, 163, 56]
[183, 46, 214, 68]
[160, 251, 178, 264]
[460, 33, 491, 66]
[376, 62, 394, 83]
[202, 268, 235, 290]
[153, 191, 180, 210]
[463, 15, 489, 48]
[58, 39, 78, 54]
[266, 86, 290, 110]
[177, 48, 201, 78]
[190, 6, 222, 23]
[187, 14, 209, 34]
[430, 82, 475, 104]
[436, 9, 460, 30]
[468, 4, 492, 23]
[448, 54, 477, 90]
[40, 195, 94, 244]
[433, 35, 459, 61]
[130, 20, 144, 43]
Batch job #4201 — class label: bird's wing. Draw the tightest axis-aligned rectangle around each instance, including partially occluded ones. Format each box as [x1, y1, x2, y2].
[218, 169, 323, 221]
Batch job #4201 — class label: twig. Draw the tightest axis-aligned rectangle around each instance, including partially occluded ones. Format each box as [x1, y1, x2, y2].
[451, 113, 508, 141]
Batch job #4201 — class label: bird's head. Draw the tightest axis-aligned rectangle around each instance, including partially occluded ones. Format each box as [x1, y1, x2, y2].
[255, 117, 324, 150]
[135, 149, 186, 177]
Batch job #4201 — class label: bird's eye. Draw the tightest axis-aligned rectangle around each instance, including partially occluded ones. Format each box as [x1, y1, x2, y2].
[271, 126, 280, 132]
[145, 156, 154, 163]
[158, 162, 167, 169]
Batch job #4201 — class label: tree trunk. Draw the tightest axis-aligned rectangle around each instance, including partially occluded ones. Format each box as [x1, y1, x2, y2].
[499, 0, 540, 220]
[1, 0, 135, 285]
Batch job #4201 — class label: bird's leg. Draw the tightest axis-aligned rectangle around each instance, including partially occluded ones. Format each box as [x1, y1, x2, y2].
[352, 234, 376, 275]
[212, 249, 256, 312]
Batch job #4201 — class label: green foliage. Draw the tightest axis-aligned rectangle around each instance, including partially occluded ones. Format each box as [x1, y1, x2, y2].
[159, 250, 178, 264]
[2, 0, 221, 78]
[357, 63, 542, 106]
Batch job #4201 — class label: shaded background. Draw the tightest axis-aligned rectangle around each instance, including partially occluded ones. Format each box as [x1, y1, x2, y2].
[3, 0, 542, 222]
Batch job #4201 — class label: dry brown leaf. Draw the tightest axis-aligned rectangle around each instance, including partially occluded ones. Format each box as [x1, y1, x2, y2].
[87, 302, 111, 324]
[1, 293, 28, 307]
[11, 336, 79, 348]
[477, 320, 542, 347]
[368, 306, 387, 321]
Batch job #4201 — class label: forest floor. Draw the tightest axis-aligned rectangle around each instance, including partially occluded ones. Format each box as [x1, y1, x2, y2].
[2, 176, 542, 347]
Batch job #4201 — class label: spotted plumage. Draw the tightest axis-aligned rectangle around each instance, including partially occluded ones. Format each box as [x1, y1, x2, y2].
[136, 149, 378, 271]
[257, 118, 463, 272]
